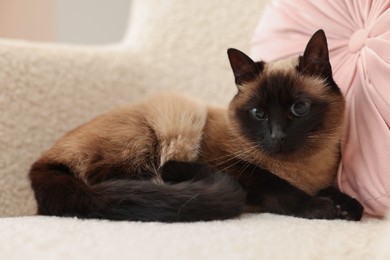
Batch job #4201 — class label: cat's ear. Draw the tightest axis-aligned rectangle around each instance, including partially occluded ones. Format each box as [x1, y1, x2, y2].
[299, 29, 332, 80]
[227, 48, 262, 86]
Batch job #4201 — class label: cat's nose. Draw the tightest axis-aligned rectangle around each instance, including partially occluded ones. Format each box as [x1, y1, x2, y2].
[270, 124, 286, 142]
[271, 132, 286, 142]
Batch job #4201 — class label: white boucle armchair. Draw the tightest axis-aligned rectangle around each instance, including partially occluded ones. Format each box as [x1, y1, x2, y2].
[1, 0, 390, 259]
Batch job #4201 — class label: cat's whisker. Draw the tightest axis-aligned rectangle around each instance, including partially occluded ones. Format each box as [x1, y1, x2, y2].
[209, 152, 252, 169]
[211, 161, 241, 176]
[200, 146, 256, 167]
[211, 153, 257, 176]
[199, 150, 239, 163]
[236, 157, 258, 179]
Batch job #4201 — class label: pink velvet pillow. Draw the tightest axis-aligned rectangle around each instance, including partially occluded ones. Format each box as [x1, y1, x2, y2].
[251, 0, 390, 217]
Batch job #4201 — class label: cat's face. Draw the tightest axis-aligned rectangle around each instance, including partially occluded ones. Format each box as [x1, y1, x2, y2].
[227, 30, 345, 158]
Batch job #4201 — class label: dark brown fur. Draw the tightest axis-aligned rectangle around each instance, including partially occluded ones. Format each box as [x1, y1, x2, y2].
[29, 30, 363, 222]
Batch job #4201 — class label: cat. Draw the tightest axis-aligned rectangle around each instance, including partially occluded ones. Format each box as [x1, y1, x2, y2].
[29, 30, 363, 222]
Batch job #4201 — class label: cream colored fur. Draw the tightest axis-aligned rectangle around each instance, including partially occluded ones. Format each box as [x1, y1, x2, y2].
[145, 94, 207, 165]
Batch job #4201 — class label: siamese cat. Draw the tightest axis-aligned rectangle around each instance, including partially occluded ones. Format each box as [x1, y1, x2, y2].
[29, 30, 363, 222]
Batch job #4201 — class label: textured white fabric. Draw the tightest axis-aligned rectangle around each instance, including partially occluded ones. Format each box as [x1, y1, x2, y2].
[0, 214, 388, 260]
[0, 0, 389, 259]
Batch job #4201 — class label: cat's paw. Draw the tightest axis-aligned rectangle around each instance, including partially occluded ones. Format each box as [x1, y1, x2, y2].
[296, 197, 337, 220]
[317, 187, 364, 221]
[333, 198, 364, 221]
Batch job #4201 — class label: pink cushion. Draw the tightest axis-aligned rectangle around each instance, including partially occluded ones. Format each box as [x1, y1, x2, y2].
[251, 0, 390, 217]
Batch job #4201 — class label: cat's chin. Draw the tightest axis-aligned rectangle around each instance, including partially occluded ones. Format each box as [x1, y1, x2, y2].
[260, 142, 301, 158]
[261, 141, 322, 161]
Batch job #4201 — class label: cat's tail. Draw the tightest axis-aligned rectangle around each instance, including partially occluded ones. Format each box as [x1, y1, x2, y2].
[29, 161, 246, 222]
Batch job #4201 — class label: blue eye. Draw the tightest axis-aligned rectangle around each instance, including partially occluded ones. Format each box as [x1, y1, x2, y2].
[250, 108, 267, 121]
[291, 102, 310, 117]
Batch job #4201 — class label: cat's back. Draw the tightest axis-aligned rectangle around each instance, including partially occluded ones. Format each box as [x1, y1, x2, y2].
[41, 93, 208, 176]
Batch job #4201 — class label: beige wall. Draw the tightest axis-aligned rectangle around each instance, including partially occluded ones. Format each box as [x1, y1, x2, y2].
[0, 0, 55, 41]
[0, 0, 130, 44]
[55, 0, 130, 44]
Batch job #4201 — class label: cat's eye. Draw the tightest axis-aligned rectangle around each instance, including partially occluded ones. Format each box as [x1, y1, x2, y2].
[250, 108, 267, 121]
[291, 102, 311, 117]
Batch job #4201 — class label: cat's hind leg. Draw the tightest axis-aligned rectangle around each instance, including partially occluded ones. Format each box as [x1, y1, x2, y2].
[145, 94, 208, 166]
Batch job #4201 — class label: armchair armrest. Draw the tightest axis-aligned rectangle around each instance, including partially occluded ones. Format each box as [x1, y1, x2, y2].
[0, 40, 145, 216]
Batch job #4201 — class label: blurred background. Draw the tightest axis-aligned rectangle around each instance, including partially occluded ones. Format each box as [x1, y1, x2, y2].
[0, 0, 131, 44]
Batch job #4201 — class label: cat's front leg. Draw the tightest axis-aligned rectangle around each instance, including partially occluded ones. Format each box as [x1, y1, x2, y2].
[293, 197, 340, 220]
[316, 186, 364, 221]
[237, 164, 362, 220]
